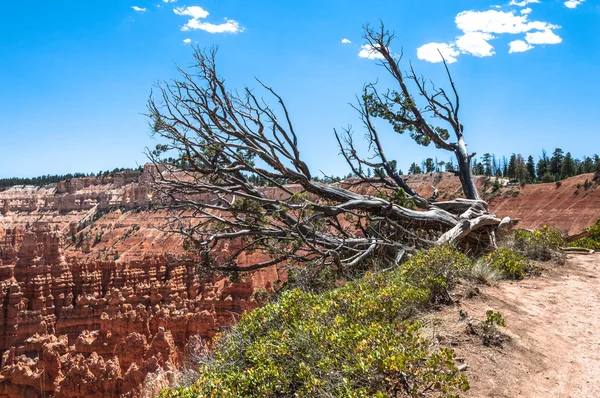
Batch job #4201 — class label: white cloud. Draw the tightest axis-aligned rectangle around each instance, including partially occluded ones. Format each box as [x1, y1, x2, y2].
[417, 42, 460, 63]
[455, 10, 557, 35]
[564, 0, 585, 8]
[358, 44, 385, 60]
[174, 6, 243, 34]
[456, 32, 495, 57]
[525, 29, 562, 44]
[131, 6, 147, 12]
[341, 38, 351, 44]
[163, 0, 177, 2]
[184, 19, 243, 34]
[509, 39, 534, 53]
[174, 6, 209, 19]
[417, 7, 562, 63]
[183, 38, 191, 44]
[509, 0, 539, 6]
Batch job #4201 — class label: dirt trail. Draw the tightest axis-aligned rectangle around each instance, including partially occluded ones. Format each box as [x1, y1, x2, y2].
[438, 254, 600, 397]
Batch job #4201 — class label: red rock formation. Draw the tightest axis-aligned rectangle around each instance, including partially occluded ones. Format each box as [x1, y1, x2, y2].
[0, 169, 598, 397]
[0, 169, 279, 397]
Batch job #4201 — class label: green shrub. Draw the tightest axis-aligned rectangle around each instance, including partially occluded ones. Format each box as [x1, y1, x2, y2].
[484, 310, 506, 328]
[484, 248, 529, 279]
[161, 247, 472, 397]
[479, 310, 507, 347]
[513, 226, 565, 261]
[570, 237, 600, 250]
[465, 310, 507, 347]
[285, 261, 338, 294]
[401, 245, 473, 303]
[570, 218, 600, 250]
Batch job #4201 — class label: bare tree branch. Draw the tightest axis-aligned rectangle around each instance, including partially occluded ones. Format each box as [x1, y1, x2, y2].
[146, 43, 501, 276]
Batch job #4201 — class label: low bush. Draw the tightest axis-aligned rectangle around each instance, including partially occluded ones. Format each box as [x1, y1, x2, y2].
[466, 310, 507, 347]
[401, 245, 473, 303]
[570, 218, 600, 250]
[570, 237, 600, 250]
[160, 247, 471, 397]
[513, 226, 565, 262]
[484, 248, 529, 279]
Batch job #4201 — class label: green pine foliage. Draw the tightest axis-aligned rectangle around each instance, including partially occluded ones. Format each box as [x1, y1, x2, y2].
[0, 167, 143, 190]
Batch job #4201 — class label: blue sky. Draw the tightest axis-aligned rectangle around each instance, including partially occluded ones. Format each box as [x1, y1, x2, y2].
[0, 0, 598, 178]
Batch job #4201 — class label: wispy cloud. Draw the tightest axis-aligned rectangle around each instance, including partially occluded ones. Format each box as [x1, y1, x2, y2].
[163, 0, 177, 2]
[174, 6, 243, 34]
[525, 29, 562, 44]
[358, 44, 385, 60]
[564, 0, 585, 8]
[456, 32, 495, 57]
[131, 6, 147, 12]
[183, 38, 192, 44]
[185, 19, 242, 34]
[509, 0, 539, 6]
[509, 39, 533, 53]
[174, 6, 209, 19]
[417, 8, 561, 63]
[341, 38, 351, 44]
[416, 42, 460, 63]
[454, 10, 558, 35]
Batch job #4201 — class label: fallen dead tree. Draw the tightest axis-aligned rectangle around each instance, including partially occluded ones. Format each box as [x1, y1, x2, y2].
[146, 24, 507, 274]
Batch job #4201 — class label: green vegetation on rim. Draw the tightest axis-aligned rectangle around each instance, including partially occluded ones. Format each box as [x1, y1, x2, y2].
[160, 246, 471, 398]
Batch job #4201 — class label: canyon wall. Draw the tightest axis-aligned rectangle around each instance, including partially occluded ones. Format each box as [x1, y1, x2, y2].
[0, 169, 598, 397]
[0, 167, 278, 397]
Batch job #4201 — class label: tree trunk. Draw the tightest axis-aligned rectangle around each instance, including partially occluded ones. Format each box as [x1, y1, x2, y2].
[454, 137, 480, 200]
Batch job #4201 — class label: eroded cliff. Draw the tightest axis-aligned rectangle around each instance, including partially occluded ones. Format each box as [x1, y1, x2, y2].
[0, 168, 278, 397]
[0, 169, 598, 397]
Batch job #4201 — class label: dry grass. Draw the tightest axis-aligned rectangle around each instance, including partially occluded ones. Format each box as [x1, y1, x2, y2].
[468, 261, 501, 285]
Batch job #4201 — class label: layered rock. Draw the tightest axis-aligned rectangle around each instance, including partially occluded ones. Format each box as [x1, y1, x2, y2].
[0, 169, 279, 397]
[0, 169, 599, 397]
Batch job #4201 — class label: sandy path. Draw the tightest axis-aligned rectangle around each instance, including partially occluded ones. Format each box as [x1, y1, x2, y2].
[439, 253, 600, 397]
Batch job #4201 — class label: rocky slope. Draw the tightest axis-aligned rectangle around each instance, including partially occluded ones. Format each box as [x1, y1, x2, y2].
[388, 172, 600, 234]
[0, 167, 278, 397]
[0, 169, 598, 397]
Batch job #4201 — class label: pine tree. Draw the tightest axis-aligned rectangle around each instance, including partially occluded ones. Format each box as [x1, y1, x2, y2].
[481, 153, 492, 176]
[550, 148, 564, 176]
[424, 158, 435, 173]
[507, 154, 517, 179]
[526, 155, 536, 182]
[537, 149, 549, 180]
[560, 152, 575, 179]
[408, 162, 422, 175]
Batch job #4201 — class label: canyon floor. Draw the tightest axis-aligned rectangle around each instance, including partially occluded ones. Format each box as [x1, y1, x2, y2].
[428, 253, 600, 397]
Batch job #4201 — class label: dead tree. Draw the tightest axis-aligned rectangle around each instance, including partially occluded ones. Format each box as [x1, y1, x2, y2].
[352, 24, 480, 201]
[146, 39, 504, 275]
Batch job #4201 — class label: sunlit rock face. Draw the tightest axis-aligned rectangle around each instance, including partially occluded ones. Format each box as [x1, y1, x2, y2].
[0, 168, 278, 397]
[0, 168, 598, 397]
